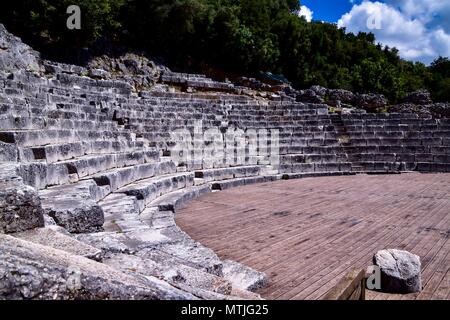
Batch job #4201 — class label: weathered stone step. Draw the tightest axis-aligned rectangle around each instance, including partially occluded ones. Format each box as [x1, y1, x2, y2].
[58, 149, 160, 181]
[281, 154, 348, 164]
[280, 171, 354, 180]
[14, 149, 156, 189]
[211, 175, 279, 191]
[0, 114, 121, 131]
[415, 162, 450, 172]
[0, 234, 195, 299]
[221, 260, 267, 292]
[285, 146, 346, 155]
[15, 149, 160, 190]
[150, 238, 224, 277]
[0, 163, 45, 233]
[116, 172, 196, 207]
[0, 141, 19, 161]
[194, 165, 262, 183]
[146, 184, 211, 212]
[39, 179, 105, 233]
[279, 161, 352, 174]
[0, 129, 136, 147]
[87, 160, 175, 192]
[356, 161, 405, 173]
[100, 193, 141, 232]
[104, 253, 234, 295]
[14, 226, 102, 261]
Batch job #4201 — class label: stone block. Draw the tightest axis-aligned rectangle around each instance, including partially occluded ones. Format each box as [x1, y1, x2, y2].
[373, 249, 421, 294]
[0, 164, 44, 233]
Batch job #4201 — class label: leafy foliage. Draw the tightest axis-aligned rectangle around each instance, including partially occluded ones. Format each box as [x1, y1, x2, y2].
[0, 0, 448, 102]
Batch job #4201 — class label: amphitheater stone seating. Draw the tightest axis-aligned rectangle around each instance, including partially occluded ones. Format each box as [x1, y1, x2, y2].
[0, 24, 449, 299]
[161, 71, 235, 92]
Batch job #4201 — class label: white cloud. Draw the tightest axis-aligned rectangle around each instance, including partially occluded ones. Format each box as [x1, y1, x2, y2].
[298, 5, 313, 22]
[337, 0, 450, 64]
[387, 0, 450, 32]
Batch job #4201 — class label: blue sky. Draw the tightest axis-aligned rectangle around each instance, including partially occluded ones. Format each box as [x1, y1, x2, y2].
[301, 0, 355, 23]
[298, 0, 450, 64]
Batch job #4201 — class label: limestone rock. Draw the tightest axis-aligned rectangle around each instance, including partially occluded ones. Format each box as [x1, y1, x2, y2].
[75, 231, 137, 255]
[43, 198, 104, 234]
[0, 234, 196, 300]
[353, 93, 387, 112]
[402, 90, 432, 105]
[88, 53, 162, 86]
[429, 103, 450, 118]
[0, 142, 18, 162]
[222, 260, 267, 292]
[0, 24, 42, 73]
[389, 102, 450, 118]
[310, 85, 328, 97]
[14, 227, 103, 261]
[296, 89, 324, 104]
[88, 68, 110, 79]
[0, 164, 44, 234]
[104, 253, 233, 295]
[389, 103, 432, 118]
[328, 89, 354, 106]
[373, 249, 422, 294]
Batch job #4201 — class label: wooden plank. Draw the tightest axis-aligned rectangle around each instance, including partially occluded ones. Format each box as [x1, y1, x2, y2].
[322, 268, 365, 300]
[176, 173, 450, 300]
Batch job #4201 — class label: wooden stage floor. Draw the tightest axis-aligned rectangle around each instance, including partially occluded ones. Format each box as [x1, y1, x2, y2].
[176, 173, 450, 300]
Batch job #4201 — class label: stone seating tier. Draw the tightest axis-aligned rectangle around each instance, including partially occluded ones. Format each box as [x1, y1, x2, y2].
[1, 55, 450, 300]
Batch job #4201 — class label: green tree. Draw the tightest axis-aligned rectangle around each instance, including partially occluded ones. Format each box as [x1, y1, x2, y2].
[0, 0, 448, 102]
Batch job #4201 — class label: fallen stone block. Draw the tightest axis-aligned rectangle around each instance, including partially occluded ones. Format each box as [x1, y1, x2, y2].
[156, 238, 223, 277]
[104, 253, 233, 295]
[0, 24, 42, 73]
[0, 234, 195, 300]
[0, 164, 44, 233]
[0, 141, 18, 161]
[14, 227, 102, 261]
[42, 198, 104, 234]
[373, 249, 422, 294]
[75, 231, 137, 255]
[222, 260, 267, 292]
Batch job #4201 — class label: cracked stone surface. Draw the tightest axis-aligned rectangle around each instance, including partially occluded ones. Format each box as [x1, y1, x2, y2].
[0, 164, 44, 233]
[0, 234, 196, 300]
[0, 24, 42, 73]
[373, 249, 422, 294]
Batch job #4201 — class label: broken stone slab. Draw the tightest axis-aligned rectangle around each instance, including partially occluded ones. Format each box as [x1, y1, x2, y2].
[117, 172, 194, 206]
[230, 287, 264, 300]
[43, 61, 86, 75]
[0, 234, 196, 300]
[14, 227, 103, 261]
[40, 181, 106, 233]
[0, 141, 18, 161]
[124, 227, 173, 248]
[41, 198, 104, 234]
[88, 68, 110, 79]
[39, 179, 104, 203]
[373, 249, 422, 294]
[155, 238, 223, 276]
[75, 231, 137, 255]
[0, 24, 42, 73]
[353, 93, 388, 112]
[91, 162, 160, 192]
[148, 184, 211, 213]
[17, 161, 72, 191]
[222, 260, 268, 292]
[0, 164, 44, 233]
[402, 90, 432, 105]
[104, 253, 233, 295]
